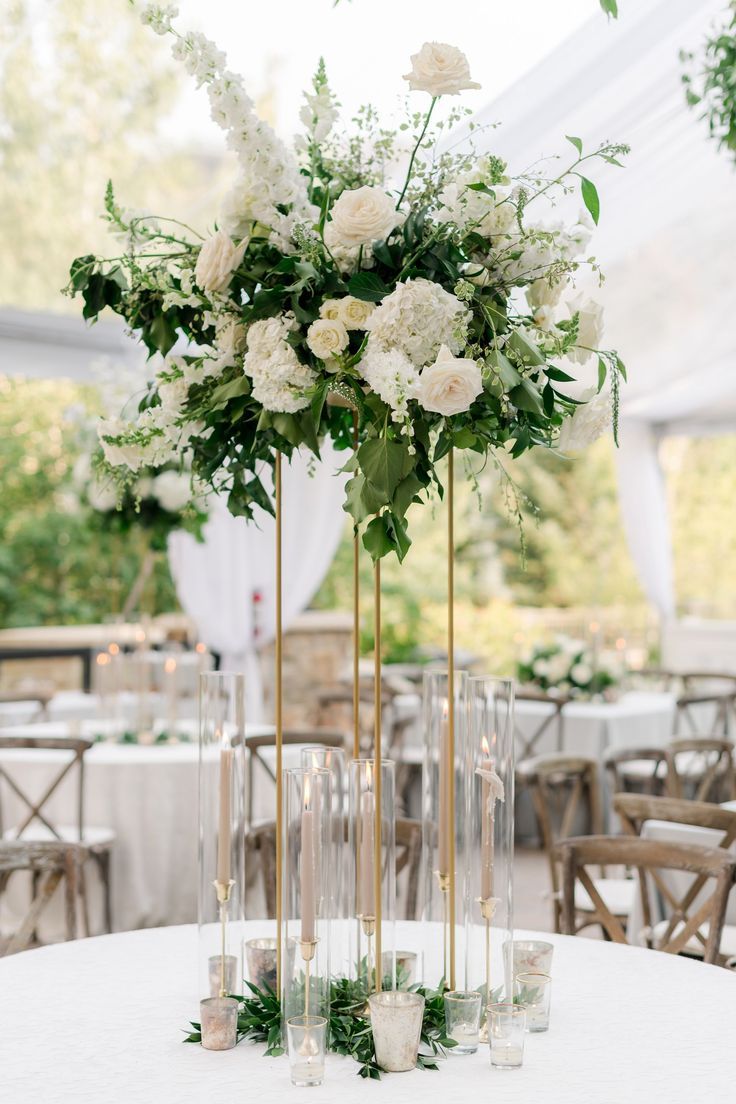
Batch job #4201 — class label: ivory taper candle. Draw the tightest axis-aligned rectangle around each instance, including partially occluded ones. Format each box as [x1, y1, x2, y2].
[217, 732, 232, 885]
[359, 785, 376, 916]
[480, 736, 494, 900]
[300, 777, 316, 942]
[438, 700, 450, 877]
[164, 656, 177, 737]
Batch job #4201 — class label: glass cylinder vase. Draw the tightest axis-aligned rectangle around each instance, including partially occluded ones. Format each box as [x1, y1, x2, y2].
[282, 767, 332, 1027]
[346, 759, 396, 994]
[198, 672, 246, 1000]
[464, 676, 514, 1005]
[420, 668, 469, 989]
[300, 745, 349, 978]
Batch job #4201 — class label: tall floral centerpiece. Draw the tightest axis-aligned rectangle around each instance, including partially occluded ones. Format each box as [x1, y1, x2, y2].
[68, 8, 627, 561]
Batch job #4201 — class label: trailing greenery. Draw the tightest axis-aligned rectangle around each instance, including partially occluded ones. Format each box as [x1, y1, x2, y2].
[682, 1, 736, 161]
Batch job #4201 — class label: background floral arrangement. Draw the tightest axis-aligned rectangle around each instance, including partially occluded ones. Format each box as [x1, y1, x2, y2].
[682, 0, 736, 163]
[517, 636, 618, 698]
[72, 449, 207, 552]
[67, 2, 627, 563]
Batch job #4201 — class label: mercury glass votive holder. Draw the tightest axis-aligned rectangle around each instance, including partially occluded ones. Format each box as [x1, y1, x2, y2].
[286, 1015, 327, 1087]
[208, 954, 239, 997]
[489, 1002, 526, 1070]
[246, 937, 297, 993]
[369, 991, 425, 1072]
[200, 996, 238, 1051]
[504, 939, 554, 979]
[515, 971, 551, 1033]
[444, 990, 482, 1054]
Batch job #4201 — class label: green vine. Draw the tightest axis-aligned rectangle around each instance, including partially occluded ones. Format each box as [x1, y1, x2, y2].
[682, 2, 736, 161]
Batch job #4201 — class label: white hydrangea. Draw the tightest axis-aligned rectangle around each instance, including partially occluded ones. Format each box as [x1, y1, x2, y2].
[358, 344, 420, 420]
[243, 315, 316, 413]
[365, 278, 470, 367]
[557, 389, 611, 452]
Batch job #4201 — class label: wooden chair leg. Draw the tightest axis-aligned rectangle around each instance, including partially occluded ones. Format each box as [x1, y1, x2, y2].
[96, 850, 113, 934]
[77, 861, 91, 938]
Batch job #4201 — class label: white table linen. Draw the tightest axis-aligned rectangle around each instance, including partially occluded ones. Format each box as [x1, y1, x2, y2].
[0, 922, 732, 1103]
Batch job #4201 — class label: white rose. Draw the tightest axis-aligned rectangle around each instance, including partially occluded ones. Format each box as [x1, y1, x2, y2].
[418, 345, 482, 416]
[319, 299, 343, 321]
[328, 185, 400, 248]
[215, 315, 247, 357]
[527, 277, 566, 310]
[403, 42, 481, 97]
[337, 296, 375, 330]
[158, 375, 189, 413]
[567, 295, 604, 364]
[152, 470, 191, 513]
[194, 229, 246, 294]
[306, 318, 349, 360]
[558, 389, 611, 452]
[87, 477, 117, 512]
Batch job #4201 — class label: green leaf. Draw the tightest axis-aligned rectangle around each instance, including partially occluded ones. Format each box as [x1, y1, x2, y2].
[271, 413, 303, 447]
[599, 0, 618, 17]
[346, 271, 390, 303]
[580, 176, 600, 224]
[597, 356, 608, 390]
[362, 515, 394, 560]
[357, 436, 413, 502]
[509, 380, 544, 414]
[486, 349, 522, 388]
[565, 135, 583, 156]
[210, 375, 251, 406]
[545, 365, 576, 383]
[69, 254, 95, 293]
[506, 331, 546, 368]
[391, 471, 423, 519]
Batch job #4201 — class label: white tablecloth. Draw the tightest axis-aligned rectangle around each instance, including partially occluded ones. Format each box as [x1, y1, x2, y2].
[0, 922, 732, 1103]
[0, 722, 271, 934]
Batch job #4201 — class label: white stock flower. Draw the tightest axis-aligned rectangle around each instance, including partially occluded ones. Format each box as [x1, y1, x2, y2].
[436, 164, 514, 238]
[403, 42, 481, 96]
[557, 390, 612, 452]
[327, 186, 400, 248]
[567, 296, 604, 364]
[194, 229, 245, 294]
[306, 318, 349, 361]
[366, 278, 470, 367]
[152, 470, 192, 513]
[418, 345, 482, 417]
[532, 304, 557, 332]
[299, 82, 338, 144]
[358, 345, 419, 419]
[138, 3, 178, 35]
[98, 418, 148, 472]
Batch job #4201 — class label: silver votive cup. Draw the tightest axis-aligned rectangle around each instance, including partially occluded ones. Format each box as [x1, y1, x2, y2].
[444, 990, 482, 1054]
[200, 996, 238, 1051]
[208, 954, 239, 997]
[369, 990, 425, 1072]
[489, 1002, 526, 1070]
[515, 971, 551, 1033]
[381, 950, 419, 989]
[286, 1015, 327, 1087]
[246, 937, 297, 992]
[504, 939, 554, 979]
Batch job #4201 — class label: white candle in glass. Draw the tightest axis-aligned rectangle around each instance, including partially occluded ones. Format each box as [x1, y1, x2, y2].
[480, 734, 494, 901]
[359, 777, 376, 917]
[300, 776, 316, 942]
[438, 700, 450, 877]
[217, 731, 232, 886]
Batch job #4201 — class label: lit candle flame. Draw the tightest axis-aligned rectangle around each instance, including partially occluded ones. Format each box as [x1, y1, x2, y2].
[366, 761, 373, 789]
[195, 641, 206, 654]
[481, 733, 490, 758]
[304, 774, 311, 808]
[164, 657, 177, 674]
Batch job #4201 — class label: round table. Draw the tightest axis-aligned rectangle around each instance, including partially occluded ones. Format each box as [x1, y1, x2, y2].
[1, 923, 731, 1103]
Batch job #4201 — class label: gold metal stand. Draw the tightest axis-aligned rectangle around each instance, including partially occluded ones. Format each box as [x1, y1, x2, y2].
[359, 914, 376, 1003]
[214, 878, 235, 997]
[479, 896, 497, 1042]
[352, 413, 361, 760]
[436, 871, 450, 986]
[373, 557, 382, 993]
[275, 451, 283, 993]
[447, 449, 456, 991]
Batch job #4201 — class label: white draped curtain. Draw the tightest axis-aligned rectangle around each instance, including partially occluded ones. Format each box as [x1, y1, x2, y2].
[168, 442, 349, 721]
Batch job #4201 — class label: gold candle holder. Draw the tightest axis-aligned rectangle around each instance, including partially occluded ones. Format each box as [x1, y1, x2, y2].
[299, 938, 319, 1017]
[436, 870, 450, 988]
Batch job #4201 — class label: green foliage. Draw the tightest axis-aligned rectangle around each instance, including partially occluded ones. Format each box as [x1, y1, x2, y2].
[682, 2, 736, 161]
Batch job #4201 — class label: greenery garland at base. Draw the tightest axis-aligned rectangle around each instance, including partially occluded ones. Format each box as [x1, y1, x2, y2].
[183, 976, 465, 1079]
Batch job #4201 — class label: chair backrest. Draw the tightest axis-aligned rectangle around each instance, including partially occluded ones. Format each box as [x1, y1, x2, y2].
[665, 737, 735, 803]
[516, 753, 601, 929]
[559, 834, 735, 964]
[246, 816, 423, 921]
[243, 729, 347, 821]
[0, 840, 84, 954]
[603, 745, 668, 798]
[514, 691, 570, 760]
[613, 793, 736, 844]
[0, 737, 92, 841]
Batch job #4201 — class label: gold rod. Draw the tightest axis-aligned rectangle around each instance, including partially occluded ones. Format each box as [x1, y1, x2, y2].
[447, 448, 456, 991]
[275, 451, 283, 994]
[352, 412, 360, 760]
[304, 956, 310, 1018]
[219, 902, 227, 998]
[373, 557, 382, 992]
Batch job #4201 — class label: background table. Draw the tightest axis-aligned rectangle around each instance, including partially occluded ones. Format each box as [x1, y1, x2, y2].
[0, 922, 731, 1103]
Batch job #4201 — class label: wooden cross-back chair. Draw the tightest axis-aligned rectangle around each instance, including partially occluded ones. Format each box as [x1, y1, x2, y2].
[0, 841, 85, 955]
[665, 737, 735, 804]
[613, 794, 736, 961]
[631, 670, 736, 736]
[246, 816, 423, 920]
[604, 745, 669, 799]
[514, 690, 571, 761]
[517, 753, 635, 932]
[242, 729, 347, 824]
[559, 834, 736, 964]
[0, 736, 114, 934]
[316, 677, 415, 759]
